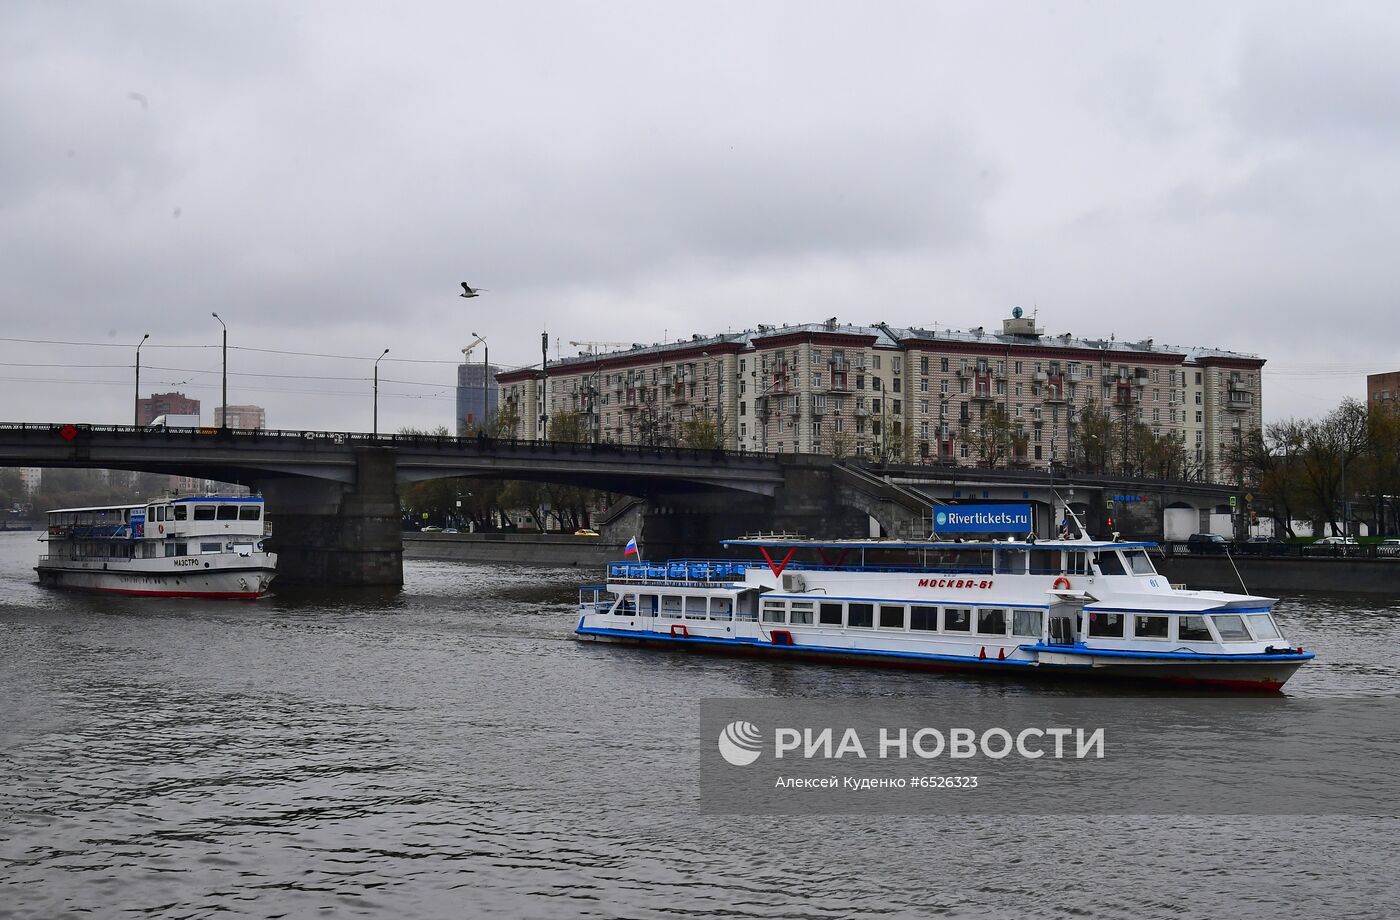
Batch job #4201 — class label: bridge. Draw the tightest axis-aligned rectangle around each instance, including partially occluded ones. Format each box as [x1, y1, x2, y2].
[0, 422, 1242, 587]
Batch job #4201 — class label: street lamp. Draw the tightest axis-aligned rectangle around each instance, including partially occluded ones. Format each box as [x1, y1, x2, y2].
[211, 312, 227, 428]
[374, 348, 390, 436]
[134, 333, 150, 425]
[470, 332, 488, 435]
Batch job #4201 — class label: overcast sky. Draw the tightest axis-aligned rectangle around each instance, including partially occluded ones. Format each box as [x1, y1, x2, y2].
[2, 1, 1396, 431]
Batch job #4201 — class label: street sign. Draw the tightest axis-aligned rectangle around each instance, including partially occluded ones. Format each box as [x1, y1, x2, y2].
[1229, 496, 1238, 508]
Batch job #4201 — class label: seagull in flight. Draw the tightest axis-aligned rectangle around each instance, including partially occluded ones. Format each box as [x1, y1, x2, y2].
[460, 282, 487, 298]
[127, 91, 149, 110]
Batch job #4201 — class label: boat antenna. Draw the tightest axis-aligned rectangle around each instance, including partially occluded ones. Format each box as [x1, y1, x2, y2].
[1051, 487, 1089, 540]
[1223, 543, 1250, 595]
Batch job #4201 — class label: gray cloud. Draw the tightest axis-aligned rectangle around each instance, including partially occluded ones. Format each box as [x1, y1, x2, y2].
[0, 1, 1395, 431]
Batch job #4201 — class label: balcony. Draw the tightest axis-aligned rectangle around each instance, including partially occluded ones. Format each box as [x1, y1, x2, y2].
[828, 373, 850, 392]
[1227, 392, 1253, 410]
[854, 405, 869, 417]
[970, 389, 996, 402]
[811, 400, 826, 416]
[1113, 390, 1139, 407]
[770, 374, 790, 394]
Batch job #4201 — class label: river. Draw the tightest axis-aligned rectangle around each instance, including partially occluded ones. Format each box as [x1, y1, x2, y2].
[1, 531, 1396, 918]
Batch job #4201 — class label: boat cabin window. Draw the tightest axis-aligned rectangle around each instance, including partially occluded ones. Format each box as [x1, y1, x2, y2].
[194, 505, 217, 521]
[217, 505, 239, 521]
[1211, 614, 1251, 641]
[847, 603, 874, 628]
[164, 542, 177, 557]
[1094, 551, 1127, 576]
[200, 542, 222, 554]
[1134, 614, 1169, 639]
[1122, 550, 1157, 575]
[977, 608, 1008, 635]
[710, 598, 733, 621]
[1029, 549, 1060, 575]
[661, 596, 683, 618]
[685, 597, 707, 619]
[238, 506, 261, 521]
[819, 603, 843, 626]
[879, 605, 906, 629]
[1064, 551, 1089, 575]
[1246, 614, 1280, 640]
[910, 605, 938, 631]
[994, 549, 1027, 575]
[790, 602, 814, 625]
[761, 599, 786, 623]
[943, 607, 971, 632]
[1011, 609, 1042, 638]
[173, 505, 187, 520]
[1178, 615, 1213, 641]
[1088, 612, 1125, 638]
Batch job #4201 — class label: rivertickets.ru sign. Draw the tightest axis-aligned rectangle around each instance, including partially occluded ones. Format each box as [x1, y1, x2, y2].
[933, 503, 1033, 534]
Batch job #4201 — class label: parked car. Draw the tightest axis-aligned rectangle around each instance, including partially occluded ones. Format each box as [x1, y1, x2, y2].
[443, 528, 459, 534]
[1303, 536, 1358, 555]
[1239, 536, 1286, 555]
[1186, 533, 1229, 554]
[421, 525, 443, 533]
[574, 528, 600, 537]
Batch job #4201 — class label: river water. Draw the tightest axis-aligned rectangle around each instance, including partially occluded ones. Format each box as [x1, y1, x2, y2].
[1, 531, 1397, 919]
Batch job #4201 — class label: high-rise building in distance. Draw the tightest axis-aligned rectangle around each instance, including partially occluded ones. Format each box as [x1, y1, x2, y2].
[137, 392, 200, 426]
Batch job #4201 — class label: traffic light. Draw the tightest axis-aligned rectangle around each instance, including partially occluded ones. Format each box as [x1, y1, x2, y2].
[1106, 516, 1114, 529]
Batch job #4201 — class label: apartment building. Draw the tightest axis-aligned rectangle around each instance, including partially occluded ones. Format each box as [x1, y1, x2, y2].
[495, 310, 1263, 482]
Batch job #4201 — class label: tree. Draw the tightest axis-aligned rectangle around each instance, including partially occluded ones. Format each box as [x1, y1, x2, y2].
[970, 405, 1013, 468]
[679, 413, 722, 449]
[0, 469, 25, 512]
[1074, 401, 1114, 474]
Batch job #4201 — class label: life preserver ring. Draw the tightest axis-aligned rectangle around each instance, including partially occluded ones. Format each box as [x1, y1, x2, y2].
[158, 524, 165, 534]
[1052, 576, 1072, 591]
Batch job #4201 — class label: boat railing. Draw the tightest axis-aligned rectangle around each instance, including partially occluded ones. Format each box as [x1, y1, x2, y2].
[606, 559, 1004, 580]
[607, 560, 754, 584]
[37, 554, 134, 565]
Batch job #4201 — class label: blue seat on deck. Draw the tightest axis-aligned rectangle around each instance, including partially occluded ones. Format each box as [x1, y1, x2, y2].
[647, 564, 667, 579]
[688, 563, 708, 580]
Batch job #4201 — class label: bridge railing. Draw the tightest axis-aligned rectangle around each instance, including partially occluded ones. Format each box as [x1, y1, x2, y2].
[0, 423, 783, 466]
[1159, 540, 1400, 560]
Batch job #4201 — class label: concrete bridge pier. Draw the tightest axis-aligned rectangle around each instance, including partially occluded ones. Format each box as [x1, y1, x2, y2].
[258, 448, 403, 587]
[638, 461, 869, 560]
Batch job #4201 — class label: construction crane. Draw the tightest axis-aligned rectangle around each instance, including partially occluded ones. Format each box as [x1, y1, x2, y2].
[569, 340, 631, 355]
[462, 333, 487, 361]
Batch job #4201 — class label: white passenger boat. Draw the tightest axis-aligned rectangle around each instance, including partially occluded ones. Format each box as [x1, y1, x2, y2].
[574, 534, 1313, 692]
[36, 495, 277, 599]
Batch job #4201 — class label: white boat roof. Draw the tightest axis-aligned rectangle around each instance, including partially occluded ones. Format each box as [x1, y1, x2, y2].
[45, 495, 262, 514]
[720, 537, 1158, 551]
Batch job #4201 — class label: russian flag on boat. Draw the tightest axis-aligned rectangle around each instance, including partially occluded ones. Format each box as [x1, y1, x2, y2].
[624, 536, 639, 558]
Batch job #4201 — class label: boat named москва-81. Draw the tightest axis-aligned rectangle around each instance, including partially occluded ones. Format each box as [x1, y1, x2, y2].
[574, 533, 1312, 691]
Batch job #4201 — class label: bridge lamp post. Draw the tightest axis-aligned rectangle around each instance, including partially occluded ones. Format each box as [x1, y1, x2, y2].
[373, 348, 390, 437]
[211, 312, 227, 428]
[133, 333, 150, 425]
